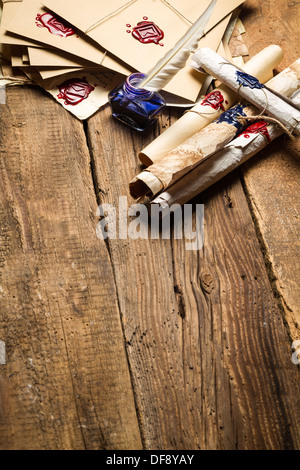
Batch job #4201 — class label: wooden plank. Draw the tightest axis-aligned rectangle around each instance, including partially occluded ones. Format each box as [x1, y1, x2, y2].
[240, 0, 300, 339]
[172, 177, 300, 449]
[0, 87, 142, 450]
[0, 0, 299, 452]
[87, 105, 300, 449]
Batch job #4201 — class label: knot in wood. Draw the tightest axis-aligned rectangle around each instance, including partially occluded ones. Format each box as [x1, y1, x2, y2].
[200, 272, 214, 294]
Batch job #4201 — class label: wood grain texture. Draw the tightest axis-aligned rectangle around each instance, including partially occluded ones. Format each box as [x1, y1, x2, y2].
[0, 87, 142, 450]
[240, 0, 300, 340]
[0, 0, 299, 452]
[87, 104, 300, 449]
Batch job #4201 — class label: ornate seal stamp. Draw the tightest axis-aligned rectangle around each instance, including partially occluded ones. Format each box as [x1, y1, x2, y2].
[215, 103, 247, 136]
[235, 71, 264, 90]
[241, 120, 271, 142]
[57, 78, 95, 106]
[36, 13, 75, 38]
[131, 20, 164, 45]
[201, 91, 225, 111]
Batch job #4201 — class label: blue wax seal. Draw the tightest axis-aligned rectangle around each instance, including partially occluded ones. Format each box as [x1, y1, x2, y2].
[215, 103, 248, 136]
[235, 71, 264, 89]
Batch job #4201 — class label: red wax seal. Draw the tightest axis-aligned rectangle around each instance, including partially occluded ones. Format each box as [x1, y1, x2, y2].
[201, 91, 225, 111]
[241, 120, 271, 142]
[132, 20, 164, 45]
[36, 13, 75, 38]
[57, 78, 95, 106]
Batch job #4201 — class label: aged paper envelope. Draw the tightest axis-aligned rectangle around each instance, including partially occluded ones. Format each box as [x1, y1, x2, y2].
[4, 0, 133, 75]
[27, 45, 131, 78]
[42, 0, 135, 35]
[41, 0, 243, 100]
[0, 0, 39, 47]
[160, 13, 232, 102]
[30, 14, 229, 103]
[38, 67, 86, 80]
[27, 46, 99, 68]
[10, 45, 27, 67]
[23, 67, 127, 120]
[41, 0, 244, 72]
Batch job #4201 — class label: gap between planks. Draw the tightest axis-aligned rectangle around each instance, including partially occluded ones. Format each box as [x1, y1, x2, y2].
[82, 117, 147, 449]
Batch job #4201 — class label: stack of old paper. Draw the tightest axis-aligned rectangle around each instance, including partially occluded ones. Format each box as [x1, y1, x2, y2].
[0, 0, 246, 119]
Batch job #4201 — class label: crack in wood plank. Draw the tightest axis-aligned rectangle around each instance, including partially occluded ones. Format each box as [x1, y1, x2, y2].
[82, 115, 146, 449]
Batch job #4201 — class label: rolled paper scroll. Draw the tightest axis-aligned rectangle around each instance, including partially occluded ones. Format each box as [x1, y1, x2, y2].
[129, 59, 300, 200]
[138, 45, 284, 166]
[130, 103, 256, 199]
[151, 90, 300, 210]
[192, 48, 300, 135]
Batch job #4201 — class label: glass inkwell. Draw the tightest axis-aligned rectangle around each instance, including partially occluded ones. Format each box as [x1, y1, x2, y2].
[108, 73, 166, 132]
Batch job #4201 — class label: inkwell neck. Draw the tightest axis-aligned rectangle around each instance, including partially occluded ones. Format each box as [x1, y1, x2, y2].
[124, 73, 153, 99]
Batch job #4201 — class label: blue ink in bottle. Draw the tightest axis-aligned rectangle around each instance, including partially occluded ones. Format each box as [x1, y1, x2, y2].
[215, 103, 248, 136]
[108, 73, 166, 131]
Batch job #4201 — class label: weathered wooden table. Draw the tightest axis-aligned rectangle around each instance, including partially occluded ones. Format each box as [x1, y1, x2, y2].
[0, 0, 299, 450]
